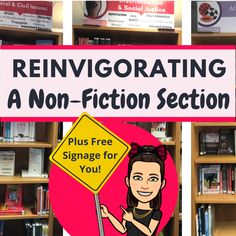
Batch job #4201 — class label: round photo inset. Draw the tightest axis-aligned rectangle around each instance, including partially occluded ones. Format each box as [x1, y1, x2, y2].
[84, 1, 108, 19]
[198, 2, 222, 27]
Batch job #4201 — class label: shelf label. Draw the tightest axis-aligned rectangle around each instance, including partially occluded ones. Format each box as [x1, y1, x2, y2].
[84, 1, 174, 29]
[49, 112, 130, 193]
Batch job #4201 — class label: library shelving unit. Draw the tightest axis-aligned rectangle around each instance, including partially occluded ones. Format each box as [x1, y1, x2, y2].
[191, 122, 236, 236]
[0, 26, 63, 45]
[73, 25, 182, 45]
[135, 122, 182, 236]
[0, 123, 59, 236]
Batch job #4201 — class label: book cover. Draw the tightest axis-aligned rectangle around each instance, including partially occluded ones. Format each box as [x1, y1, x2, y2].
[219, 129, 234, 155]
[202, 165, 220, 194]
[205, 132, 219, 155]
[5, 184, 23, 209]
[0, 151, 15, 176]
[13, 122, 30, 142]
[28, 148, 44, 176]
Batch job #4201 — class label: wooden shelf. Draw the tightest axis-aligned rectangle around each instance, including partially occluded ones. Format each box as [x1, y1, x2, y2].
[161, 140, 176, 146]
[192, 32, 236, 45]
[196, 194, 236, 204]
[0, 207, 49, 220]
[0, 175, 48, 184]
[195, 155, 236, 164]
[0, 141, 52, 148]
[192, 122, 236, 127]
[214, 221, 236, 236]
[73, 24, 181, 45]
[0, 26, 62, 45]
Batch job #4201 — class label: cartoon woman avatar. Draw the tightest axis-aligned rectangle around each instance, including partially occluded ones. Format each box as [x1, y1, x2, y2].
[101, 142, 167, 236]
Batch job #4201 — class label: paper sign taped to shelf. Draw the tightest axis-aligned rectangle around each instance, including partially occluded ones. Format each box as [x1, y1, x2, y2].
[197, 1, 236, 32]
[50, 112, 131, 193]
[84, 0, 174, 29]
[0, 1, 52, 30]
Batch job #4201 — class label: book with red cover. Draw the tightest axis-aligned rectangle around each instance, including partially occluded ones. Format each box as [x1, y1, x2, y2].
[5, 184, 23, 208]
[0, 204, 24, 215]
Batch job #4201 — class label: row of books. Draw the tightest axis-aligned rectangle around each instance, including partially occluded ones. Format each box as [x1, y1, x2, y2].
[198, 164, 236, 195]
[0, 122, 36, 142]
[0, 184, 49, 216]
[151, 122, 173, 142]
[75, 37, 111, 45]
[196, 204, 215, 236]
[0, 39, 54, 45]
[25, 220, 49, 236]
[0, 219, 48, 236]
[199, 130, 235, 156]
[0, 148, 47, 178]
[35, 185, 50, 215]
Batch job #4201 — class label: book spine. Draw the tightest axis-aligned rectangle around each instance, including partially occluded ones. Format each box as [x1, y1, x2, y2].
[199, 131, 206, 155]
[200, 205, 205, 236]
[196, 214, 199, 236]
[198, 165, 202, 194]
[205, 209, 209, 236]
[222, 165, 227, 193]
[0, 221, 4, 236]
[208, 205, 212, 236]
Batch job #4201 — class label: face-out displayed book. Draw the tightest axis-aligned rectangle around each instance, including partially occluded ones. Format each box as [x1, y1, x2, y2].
[22, 148, 48, 178]
[201, 165, 220, 194]
[0, 151, 15, 176]
[198, 164, 236, 195]
[0, 184, 24, 215]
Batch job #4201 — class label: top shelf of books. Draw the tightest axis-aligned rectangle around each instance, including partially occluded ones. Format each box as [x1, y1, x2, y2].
[73, 25, 181, 45]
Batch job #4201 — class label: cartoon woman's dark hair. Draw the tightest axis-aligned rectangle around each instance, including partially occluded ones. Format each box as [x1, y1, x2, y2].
[127, 142, 167, 209]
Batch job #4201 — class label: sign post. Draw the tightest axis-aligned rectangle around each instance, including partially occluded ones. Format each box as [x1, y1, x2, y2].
[94, 193, 105, 236]
[50, 112, 131, 235]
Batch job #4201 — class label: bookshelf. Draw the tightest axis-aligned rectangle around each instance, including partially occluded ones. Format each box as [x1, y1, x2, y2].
[73, 25, 182, 45]
[0, 26, 63, 45]
[0, 122, 60, 236]
[134, 122, 182, 236]
[192, 122, 236, 236]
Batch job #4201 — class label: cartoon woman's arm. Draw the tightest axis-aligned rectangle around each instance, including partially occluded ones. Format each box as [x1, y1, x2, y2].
[121, 207, 159, 236]
[101, 205, 127, 234]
